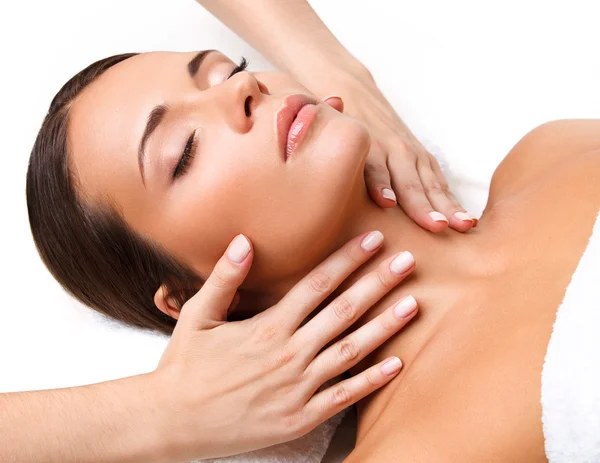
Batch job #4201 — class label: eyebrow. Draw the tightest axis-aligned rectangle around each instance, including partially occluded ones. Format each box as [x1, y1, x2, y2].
[187, 49, 214, 78]
[138, 49, 215, 184]
[138, 104, 168, 185]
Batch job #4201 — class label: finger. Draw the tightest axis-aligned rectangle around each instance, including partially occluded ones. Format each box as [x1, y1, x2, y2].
[323, 96, 344, 113]
[387, 156, 449, 232]
[275, 230, 385, 332]
[304, 296, 417, 390]
[301, 356, 403, 431]
[294, 251, 415, 358]
[363, 150, 397, 208]
[177, 234, 253, 330]
[429, 156, 478, 229]
[416, 157, 473, 233]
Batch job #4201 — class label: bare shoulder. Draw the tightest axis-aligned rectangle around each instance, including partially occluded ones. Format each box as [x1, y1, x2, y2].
[486, 119, 600, 206]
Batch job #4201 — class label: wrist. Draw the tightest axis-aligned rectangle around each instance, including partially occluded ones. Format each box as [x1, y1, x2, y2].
[117, 372, 183, 463]
[147, 368, 216, 463]
[144, 369, 190, 463]
[290, 56, 374, 100]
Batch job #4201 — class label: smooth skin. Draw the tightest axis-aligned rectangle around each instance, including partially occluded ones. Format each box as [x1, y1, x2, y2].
[1, 230, 417, 462]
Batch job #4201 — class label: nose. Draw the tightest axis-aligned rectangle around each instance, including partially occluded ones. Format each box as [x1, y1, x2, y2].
[222, 71, 269, 134]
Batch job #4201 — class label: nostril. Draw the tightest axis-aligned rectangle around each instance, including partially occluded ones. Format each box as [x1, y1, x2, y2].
[244, 96, 252, 117]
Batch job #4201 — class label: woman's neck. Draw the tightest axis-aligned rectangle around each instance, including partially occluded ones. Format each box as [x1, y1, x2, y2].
[240, 181, 506, 350]
[331, 182, 494, 298]
[318, 183, 510, 363]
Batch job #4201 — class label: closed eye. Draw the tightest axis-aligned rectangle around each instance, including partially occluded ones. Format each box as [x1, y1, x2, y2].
[173, 131, 197, 179]
[227, 57, 249, 79]
[172, 57, 248, 181]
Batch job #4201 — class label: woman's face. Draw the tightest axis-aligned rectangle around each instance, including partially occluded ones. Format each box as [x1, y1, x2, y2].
[68, 50, 370, 291]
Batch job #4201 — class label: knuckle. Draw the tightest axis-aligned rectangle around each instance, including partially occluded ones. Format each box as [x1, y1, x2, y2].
[398, 180, 425, 195]
[338, 339, 360, 362]
[331, 385, 352, 407]
[364, 162, 388, 176]
[308, 272, 333, 294]
[379, 314, 395, 332]
[395, 147, 416, 162]
[282, 409, 304, 434]
[364, 369, 380, 388]
[342, 246, 360, 267]
[274, 348, 297, 368]
[209, 268, 233, 290]
[424, 181, 450, 195]
[252, 322, 280, 344]
[332, 297, 356, 322]
[376, 269, 394, 289]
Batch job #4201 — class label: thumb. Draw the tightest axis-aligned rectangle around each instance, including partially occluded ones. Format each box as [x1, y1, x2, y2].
[177, 234, 253, 330]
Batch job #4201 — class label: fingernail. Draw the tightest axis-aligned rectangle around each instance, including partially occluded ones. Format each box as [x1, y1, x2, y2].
[322, 94, 343, 102]
[428, 211, 448, 223]
[471, 217, 479, 227]
[381, 357, 403, 376]
[361, 230, 384, 252]
[382, 188, 397, 202]
[227, 234, 251, 263]
[453, 211, 472, 222]
[393, 296, 417, 319]
[390, 251, 414, 274]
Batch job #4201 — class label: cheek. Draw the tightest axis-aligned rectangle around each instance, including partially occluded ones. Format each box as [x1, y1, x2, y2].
[156, 135, 282, 278]
[157, 192, 240, 279]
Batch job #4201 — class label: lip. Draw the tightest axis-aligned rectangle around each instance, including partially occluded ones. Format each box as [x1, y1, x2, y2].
[276, 94, 319, 162]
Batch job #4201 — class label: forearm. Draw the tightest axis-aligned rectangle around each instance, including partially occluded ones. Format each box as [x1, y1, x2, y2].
[198, 0, 371, 92]
[0, 373, 177, 463]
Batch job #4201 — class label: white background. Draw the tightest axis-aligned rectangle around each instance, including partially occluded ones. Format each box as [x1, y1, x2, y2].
[0, 0, 598, 392]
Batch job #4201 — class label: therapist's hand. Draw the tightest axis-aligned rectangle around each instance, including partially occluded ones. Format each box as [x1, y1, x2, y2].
[153, 231, 417, 461]
[192, 0, 475, 232]
[320, 72, 477, 233]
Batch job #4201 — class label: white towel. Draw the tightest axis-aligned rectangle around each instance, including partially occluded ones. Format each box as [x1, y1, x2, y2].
[196, 408, 347, 463]
[541, 210, 600, 463]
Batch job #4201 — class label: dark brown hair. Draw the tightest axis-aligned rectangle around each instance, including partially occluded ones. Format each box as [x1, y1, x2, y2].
[26, 53, 202, 335]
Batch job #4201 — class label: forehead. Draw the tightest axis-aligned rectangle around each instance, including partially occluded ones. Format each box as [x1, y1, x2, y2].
[67, 51, 193, 205]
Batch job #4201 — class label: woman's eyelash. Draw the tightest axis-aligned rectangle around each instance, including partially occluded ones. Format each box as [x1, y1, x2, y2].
[173, 131, 197, 179]
[173, 58, 248, 180]
[227, 56, 249, 79]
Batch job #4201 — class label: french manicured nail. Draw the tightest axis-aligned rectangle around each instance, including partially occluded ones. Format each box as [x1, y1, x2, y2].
[428, 211, 448, 223]
[227, 234, 251, 263]
[390, 251, 414, 274]
[361, 230, 384, 252]
[382, 188, 397, 202]
[454, 211, 473, 222]
[393, 296, 418, 319]
[381, 357, 403, 376]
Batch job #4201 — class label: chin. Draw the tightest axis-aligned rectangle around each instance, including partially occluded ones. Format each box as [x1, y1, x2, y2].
[299, 116, 370, 232]
[329, 114, 370, 152]
[244, 116, 370, 287]
[318, 115, 370, 180]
